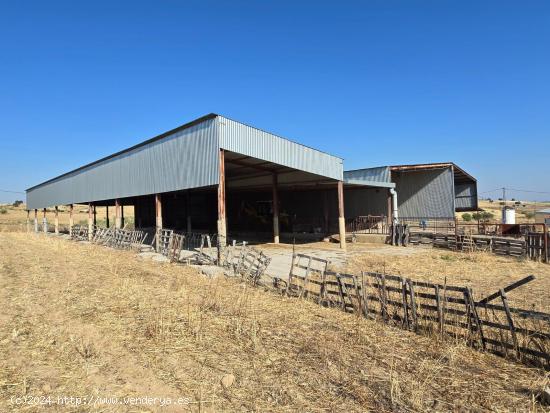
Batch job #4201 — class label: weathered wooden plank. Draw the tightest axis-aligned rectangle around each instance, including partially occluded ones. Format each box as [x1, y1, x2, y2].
[500, 289, 520, 358]
[435, 285, 443, 333]
[483, 338, 550, 361]
[477, 275, 536, 305]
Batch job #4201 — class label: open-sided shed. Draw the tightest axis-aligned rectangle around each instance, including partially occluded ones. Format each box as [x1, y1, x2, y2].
[26, 114, 348, 248]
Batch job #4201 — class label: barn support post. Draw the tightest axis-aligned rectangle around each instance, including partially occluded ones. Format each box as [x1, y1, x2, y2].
[272, 172, 280, 244]
[217, 149, 227, 245]
[387, 190, 392, 227]
[88, 203, 93, 240]
[544, 223, 549, 264]
[42, 208, 48, 233]
[54, 206, 59, 234]
[34, 209, 38, 232]
[337, 181, 346, 250]
[68, 204, 74, 232]
[26, 210, 30, 233]
[115, 199, 122, 229]
[106, 206, 109, 228]
[155, 193, 163, 252]
[121, 205, 125, 228]
[93, 205, 97, 227]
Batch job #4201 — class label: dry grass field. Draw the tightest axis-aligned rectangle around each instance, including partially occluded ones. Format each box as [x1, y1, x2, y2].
[1, 232, 549, 412]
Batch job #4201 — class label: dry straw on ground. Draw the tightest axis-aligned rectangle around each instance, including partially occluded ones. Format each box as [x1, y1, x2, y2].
[1, 232, 549, 412]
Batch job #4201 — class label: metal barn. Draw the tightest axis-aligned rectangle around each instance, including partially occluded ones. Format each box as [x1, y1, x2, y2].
[26, 114, 351, 248]
[343, 162, 477, 230]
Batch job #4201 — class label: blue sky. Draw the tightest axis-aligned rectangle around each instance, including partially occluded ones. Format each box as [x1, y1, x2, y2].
[1, 1, 549, 203]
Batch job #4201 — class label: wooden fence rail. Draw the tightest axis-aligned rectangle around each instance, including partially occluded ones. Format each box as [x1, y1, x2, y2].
[285, 254, 550, 369]
[411, 231, 548, 263]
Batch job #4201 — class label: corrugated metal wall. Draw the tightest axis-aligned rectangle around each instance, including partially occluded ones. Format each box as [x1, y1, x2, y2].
[27, 118, 219, 209]
[217, 116, 343, 181]
[393, 168, 455, 218]
[455, 182, 478, 211]
[344, 188, 388, 217]
[344, 166, 390, 183]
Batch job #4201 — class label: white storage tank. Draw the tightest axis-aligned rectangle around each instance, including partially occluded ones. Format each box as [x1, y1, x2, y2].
[502, 206, 516, 224]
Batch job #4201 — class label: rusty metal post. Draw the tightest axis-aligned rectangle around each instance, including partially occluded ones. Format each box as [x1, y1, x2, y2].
[155, 193, 163, 252]
[68, 204, 74, 232]
[115, 199, 122, 229]
[337, 181, 346, 250]
[93, 205, 97, 227]
[42, 208, 48, 233]
[106, 205, 110, 228]
[88, 203, 93, 240]
[217, 149, 227, 246]
[272, 172, 280, 244]
[34, 209, 38, 232]
[121, 204, 125, 228]
[54, 206, 59, 234]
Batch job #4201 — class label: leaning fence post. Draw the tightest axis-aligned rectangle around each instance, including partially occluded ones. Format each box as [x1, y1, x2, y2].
[336, 273, 346, 310]
[500, 288, 520, 359]
[441, 278, 448, 337]
[319, 267, 327, 306]
[360, 271, 369, 317]
[435, 284, 443, 333]
[286, 253, 296, 295]
[378, 273, 388, 321]
[407, 279, 418, 331]
[463, 288, 474, 341]
[301, 256, 312, 299]
[467, 287, 486, 350]
[351, 275, 362, 315]
[401, 277, 409, 329]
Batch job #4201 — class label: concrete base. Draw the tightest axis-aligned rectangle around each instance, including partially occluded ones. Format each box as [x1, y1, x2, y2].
[338, 217, 346, 250]
[273, 216, 280, 244]
[217, 218, 227, 245]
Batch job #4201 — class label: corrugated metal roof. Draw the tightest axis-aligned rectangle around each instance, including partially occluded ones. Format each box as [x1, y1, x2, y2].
[344, 166, 391, 183]
[218, 116, 343, 181]
[27, 117, 220, 209]
[390, 162, 476, 184]
[27, 113, 218, 191]
[26, 114, 344, 209]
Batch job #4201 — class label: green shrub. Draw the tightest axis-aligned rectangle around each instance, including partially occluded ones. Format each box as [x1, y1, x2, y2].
[0, 208, 7, 214]
[472, 211, 494, 222]
[461, 213, 472, 222]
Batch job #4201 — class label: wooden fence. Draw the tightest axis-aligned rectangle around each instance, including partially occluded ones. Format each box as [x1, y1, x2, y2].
[285, 254, 550, 369]
[410, 231, 549, 263]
